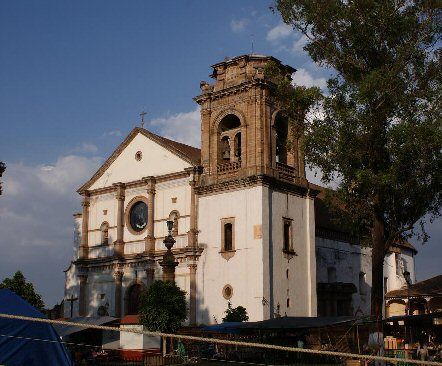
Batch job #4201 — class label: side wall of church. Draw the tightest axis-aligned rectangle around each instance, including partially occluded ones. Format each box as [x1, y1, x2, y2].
[262, 188, 317, 318]
[316, 237, 372, 316]
[197, 186, 265, 324]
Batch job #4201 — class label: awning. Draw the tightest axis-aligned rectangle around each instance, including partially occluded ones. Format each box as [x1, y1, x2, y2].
[239, 316, 357, 330]
[52, 316, 118, 337]
[383, 311, 442, 323]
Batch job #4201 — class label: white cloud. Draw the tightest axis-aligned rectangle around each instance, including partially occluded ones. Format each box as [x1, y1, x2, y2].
[230, 18, 249, 34]
[266, 22, 293, 42]
[292, 68, 327, 89]
[102, 130, 122, 138]
[149, 108, 201, 148]
[71, 142, 98, 154]
[0, 154, 102, 306]
[291, 34, 308, 53]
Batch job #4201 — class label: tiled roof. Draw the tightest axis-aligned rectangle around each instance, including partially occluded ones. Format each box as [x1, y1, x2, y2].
[385, 275, 442, 299]
[150, 131, 201, 165]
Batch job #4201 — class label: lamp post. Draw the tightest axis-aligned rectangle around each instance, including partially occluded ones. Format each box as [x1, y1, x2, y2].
[160, 220, 178, 282]
[403, 270, 412, 346]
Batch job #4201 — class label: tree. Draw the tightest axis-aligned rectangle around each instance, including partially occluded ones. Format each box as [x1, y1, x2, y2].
[0, 162, 5, 195]
[222, 302, 249, 322]
[139, 280, 187, 333]
[0, 271, 45, 310]
[270, 0, 441, 319]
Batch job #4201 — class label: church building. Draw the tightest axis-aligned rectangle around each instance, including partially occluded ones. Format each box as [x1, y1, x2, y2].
[64, 54, 416, 324]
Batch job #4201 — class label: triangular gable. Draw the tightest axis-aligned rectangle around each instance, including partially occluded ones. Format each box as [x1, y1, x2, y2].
[78, 128, 200, 192]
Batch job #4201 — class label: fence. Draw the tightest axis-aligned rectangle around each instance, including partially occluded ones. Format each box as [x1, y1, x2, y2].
[1, 313, 441, 366]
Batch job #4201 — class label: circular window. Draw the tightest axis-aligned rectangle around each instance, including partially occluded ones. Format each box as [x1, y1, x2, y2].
[129, 201, 148, 232]
[222, 284, 233, 300]
[135, 151, 142, 161]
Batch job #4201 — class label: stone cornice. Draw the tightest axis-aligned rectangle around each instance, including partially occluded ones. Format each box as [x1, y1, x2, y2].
[86, 170, 190, 196]
[196, 174, 320, 198]
[73, 246, 204, 271]
[194, 80, 275, 105]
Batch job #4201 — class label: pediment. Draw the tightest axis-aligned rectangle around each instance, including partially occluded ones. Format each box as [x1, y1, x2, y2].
[78, 128, 200, 192]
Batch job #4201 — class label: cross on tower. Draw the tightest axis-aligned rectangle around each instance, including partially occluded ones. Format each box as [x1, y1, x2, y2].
[66, 294, 78, 318]
[139, 111, 147, 128]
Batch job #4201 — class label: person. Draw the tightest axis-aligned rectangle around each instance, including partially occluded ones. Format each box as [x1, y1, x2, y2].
[418, 343, 429, 361]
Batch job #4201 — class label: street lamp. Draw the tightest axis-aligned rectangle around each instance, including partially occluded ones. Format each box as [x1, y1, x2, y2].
[160, 221, 178, 282]
[403, 270, 412, 316]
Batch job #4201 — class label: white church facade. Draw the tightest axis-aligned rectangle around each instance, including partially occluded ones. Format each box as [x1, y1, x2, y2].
[64, 54, 416, 324]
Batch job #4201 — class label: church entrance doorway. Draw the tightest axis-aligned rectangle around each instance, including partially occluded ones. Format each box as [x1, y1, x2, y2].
[126, 283, 143, 315]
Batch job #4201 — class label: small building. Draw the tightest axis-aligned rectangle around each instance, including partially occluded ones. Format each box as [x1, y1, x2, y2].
[385, 275, 442, 317]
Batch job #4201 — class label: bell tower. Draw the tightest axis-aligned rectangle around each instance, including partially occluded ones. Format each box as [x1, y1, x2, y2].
[194, 54, 306, 186]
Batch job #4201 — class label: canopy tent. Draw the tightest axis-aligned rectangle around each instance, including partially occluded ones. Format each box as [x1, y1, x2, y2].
[238, 316, 357, 330]
[0, 289, 72, 366]
[52, 316, 117, 338]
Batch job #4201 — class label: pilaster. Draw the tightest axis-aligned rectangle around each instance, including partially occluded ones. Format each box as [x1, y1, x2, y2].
[78, 273, 88, 317]
[188, 263, 197, 325]
[79, 192, 90, 259]
[114, 183, 125, 257]
[113, 270, 124, 318]
[143, 177, 156, 255]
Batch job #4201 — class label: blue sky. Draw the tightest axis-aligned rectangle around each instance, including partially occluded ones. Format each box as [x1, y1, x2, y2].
[0, 1, 440, 306]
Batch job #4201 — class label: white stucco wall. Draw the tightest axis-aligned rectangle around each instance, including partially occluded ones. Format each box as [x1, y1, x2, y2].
[316, 237, 372, 315]
[197, 186, 265, 324]
[263, 188, 317, 318]
[89, 132, 192, 190]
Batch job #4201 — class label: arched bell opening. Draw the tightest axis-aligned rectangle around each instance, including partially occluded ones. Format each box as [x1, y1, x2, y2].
[217, 114, 243, 166]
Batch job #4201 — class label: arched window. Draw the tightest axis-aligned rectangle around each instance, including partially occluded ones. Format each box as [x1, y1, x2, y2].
[169, 211, 179, 236]
[274, 113, 288, 164]
[100, 222, 109, 245]
[224, 223, 233, 251]
[221, 136, 231, 161]
[234, 133, 241, 159]
[327, 267, 337, 283]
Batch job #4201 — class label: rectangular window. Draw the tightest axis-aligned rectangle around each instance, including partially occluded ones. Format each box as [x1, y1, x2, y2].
[221, 218, 235, 252]
[282, 218, 293, 252]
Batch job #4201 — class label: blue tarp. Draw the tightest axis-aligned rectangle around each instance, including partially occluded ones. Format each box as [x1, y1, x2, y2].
[0, 289, 72, 365]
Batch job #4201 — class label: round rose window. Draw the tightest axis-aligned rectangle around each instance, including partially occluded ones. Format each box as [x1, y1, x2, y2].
[129, 201, 148, 232]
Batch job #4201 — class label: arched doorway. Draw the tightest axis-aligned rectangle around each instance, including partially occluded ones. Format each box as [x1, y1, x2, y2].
[126, 283, 143, 315]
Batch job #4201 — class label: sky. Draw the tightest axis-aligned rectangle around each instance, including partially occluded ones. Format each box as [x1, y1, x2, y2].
[0, 0, 440, 307]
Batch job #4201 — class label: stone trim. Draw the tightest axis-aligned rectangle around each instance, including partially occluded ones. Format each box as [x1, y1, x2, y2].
[86, 170, 190, 196]
[124, 196, 149, 236]
[222, 284, 233, 300]
[196, 174, 318, 198]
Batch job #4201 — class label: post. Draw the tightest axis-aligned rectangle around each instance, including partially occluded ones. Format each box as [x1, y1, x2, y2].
[186, 168, 201, 248]
[113, 270, 124, 318]
[114, 183, 125, 257]
[79, 193, 90, 259]
[144, 177, 156, 254]
[188, 264, 197, 325]
[78, 274, 88, 317]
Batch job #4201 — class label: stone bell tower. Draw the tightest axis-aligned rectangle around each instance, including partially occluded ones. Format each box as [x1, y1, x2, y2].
[194, 54, 306, 187]
[194, 55, 317, 323]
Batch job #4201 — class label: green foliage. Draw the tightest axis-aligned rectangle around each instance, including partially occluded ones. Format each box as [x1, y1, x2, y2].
[139, 280, 187, 333]
[0, 161, 5, 195]
[222, 302, 249, 322]
[271, 0, 441, 316]
[0, 271, 45, 310]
